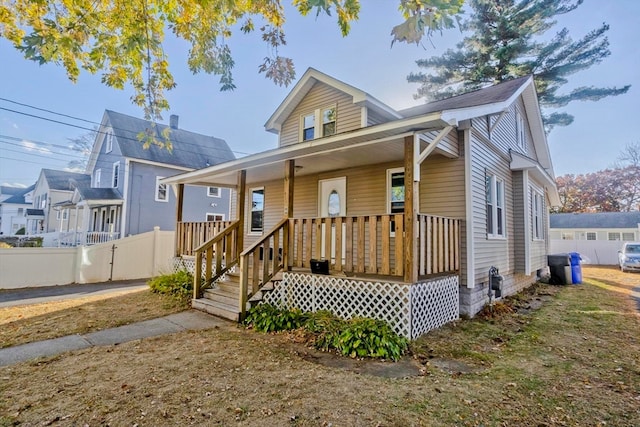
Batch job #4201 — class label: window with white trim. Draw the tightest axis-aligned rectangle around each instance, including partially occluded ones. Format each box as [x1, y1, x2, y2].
[532, 190, 544, 240]
[486, 174, 506, 238]
[207, 187, 221, 197]
[56, 209, 68, 220]
[387, 168, 405, 214]
[300, 106, 336, 141]
[586, 232, 597, 240]
[622, 232, 635, 241]
[206, 213, 225, 222]
[155, 176, 168, 202]
[105, 130, 113, 153]
[608, 232, 621, 241]
[562, 232, 574, 240]
[322, 107, 336, 137]
[112, 162, 120, 188]
[516, 110, 525, 149]
[93, 169, 101, 187]
[250, 187, 264, 233]
[302, 113, 315, 141]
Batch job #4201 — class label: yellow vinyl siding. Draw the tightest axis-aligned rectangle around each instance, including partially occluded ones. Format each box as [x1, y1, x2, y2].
[422, 129, 459, 158]
[279, 82, 362, 147]
[419, 154, 465, 218]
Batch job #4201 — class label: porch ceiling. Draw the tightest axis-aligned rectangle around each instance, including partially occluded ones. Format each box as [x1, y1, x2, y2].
[163, 113, 450, 188]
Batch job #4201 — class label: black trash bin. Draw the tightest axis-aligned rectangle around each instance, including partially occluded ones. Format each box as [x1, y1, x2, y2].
[569, 252, 582, 284]
[548, 253, 572, 285]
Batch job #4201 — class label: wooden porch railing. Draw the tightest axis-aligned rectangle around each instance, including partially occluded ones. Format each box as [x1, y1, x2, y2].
[193, 220, 240, 298]
[288, 214, 406, 276]
[417, 214, 460, 275]
[177, 220, 234, 256]
[239, 218, 289, 320]
[288, 214, 461, 277]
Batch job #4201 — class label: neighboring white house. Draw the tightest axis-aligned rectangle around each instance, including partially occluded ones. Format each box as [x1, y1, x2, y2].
[26, 170, 91, 236]
[549, 212, 640, 265]
[0, 185, 33, 235]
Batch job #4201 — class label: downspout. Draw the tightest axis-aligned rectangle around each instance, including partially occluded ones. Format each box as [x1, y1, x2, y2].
[120, 158, 130, 237]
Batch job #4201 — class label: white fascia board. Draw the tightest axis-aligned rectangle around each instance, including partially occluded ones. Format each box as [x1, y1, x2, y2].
[440, 76, 533, 125]
[163, 112, 444, 187]
[521, 83, 554, 173]
[510, 151, 561, 206]
[124, 157, 193, 172]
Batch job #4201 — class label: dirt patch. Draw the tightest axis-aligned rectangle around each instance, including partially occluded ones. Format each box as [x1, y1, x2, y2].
[295, 345, 425, 378]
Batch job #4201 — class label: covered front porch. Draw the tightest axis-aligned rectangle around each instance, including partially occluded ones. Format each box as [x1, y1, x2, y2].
[166, 124, 464, 333]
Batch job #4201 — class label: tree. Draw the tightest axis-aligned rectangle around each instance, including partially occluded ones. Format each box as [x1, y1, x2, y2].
[0, 0, 463, 146]
[614, 142, 640, 211]
[66, 130, 95, 172]
[407, 0, 630, 131]
[554, 143, 640, 213]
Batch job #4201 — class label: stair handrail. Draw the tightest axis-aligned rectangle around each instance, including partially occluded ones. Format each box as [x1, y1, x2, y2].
[238, 217, 289, 320]
[194, 220, 241, 299]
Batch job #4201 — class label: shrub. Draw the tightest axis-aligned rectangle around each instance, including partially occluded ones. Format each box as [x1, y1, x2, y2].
[244, 303, 306, 332]
[15, 227, 25, 235]
[148, 270, 193, 304]
[334, 317, 408, 361]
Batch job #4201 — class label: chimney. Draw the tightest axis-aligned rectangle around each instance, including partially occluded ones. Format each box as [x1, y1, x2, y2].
[170, 114, 179, 129]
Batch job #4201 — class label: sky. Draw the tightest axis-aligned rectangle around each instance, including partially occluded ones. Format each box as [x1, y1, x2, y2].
[1, 1, 638, 188]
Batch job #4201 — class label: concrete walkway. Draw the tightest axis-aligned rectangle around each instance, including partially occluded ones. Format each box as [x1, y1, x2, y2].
[0, 310, 227, 367]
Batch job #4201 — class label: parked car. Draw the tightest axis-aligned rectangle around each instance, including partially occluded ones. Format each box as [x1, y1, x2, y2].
[618, 242, 640, 272]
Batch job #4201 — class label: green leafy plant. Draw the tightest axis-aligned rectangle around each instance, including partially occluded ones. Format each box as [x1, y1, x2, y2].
[304, 310, 345, 351]
[147, 270, 193, 304]
[244, 303, 306, 333]
[244, 305, 408, 361]
[334, 317, 408, 361]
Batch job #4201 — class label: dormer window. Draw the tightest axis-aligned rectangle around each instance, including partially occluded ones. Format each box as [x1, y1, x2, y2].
[322, 107, 336, 137]
[302, 114, 315, 141]
[105, 130, 113, 153]
[300, 105, 337, 141]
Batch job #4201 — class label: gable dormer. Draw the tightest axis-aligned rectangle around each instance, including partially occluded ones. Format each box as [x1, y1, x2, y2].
[265, 68, 401, 147]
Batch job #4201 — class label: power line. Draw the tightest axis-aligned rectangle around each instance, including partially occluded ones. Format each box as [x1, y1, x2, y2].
[0, 97, 101, 127]
[0, 155, 69, 167]
[0, 134, 89, 155]
[0, 146, 83, 163]
[0, 140, 87, 161]
[0, 98, 254, 157]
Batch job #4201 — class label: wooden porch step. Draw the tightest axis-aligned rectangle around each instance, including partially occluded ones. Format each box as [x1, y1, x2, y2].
[203, 287, 238, 307]
[192, 298, 240, 322]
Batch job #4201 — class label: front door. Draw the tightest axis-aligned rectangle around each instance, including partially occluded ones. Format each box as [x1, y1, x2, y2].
[318, 177, 346, 262]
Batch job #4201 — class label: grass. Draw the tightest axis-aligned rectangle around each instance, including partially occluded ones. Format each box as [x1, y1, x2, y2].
[0, 266, 638, 426]
[0, 287, 189, 348]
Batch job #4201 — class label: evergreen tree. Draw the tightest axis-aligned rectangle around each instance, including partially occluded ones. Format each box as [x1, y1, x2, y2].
[407, 0, 630, 131]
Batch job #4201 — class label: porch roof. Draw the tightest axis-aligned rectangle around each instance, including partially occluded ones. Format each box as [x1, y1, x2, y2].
[162, 112, 449, 188]
[25, 208, 44, 218]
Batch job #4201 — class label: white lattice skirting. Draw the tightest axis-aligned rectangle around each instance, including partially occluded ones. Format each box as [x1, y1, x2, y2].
[173, 256, 199, 274]
[263, 273, 459, 339]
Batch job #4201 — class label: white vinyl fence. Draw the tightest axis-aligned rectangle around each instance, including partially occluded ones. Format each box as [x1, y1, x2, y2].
[0, 227, 175, 289]
[549, 239, 626, 265]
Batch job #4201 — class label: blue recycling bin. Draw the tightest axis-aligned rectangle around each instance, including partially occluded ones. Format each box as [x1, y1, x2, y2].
[569, 252, 582, 284]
